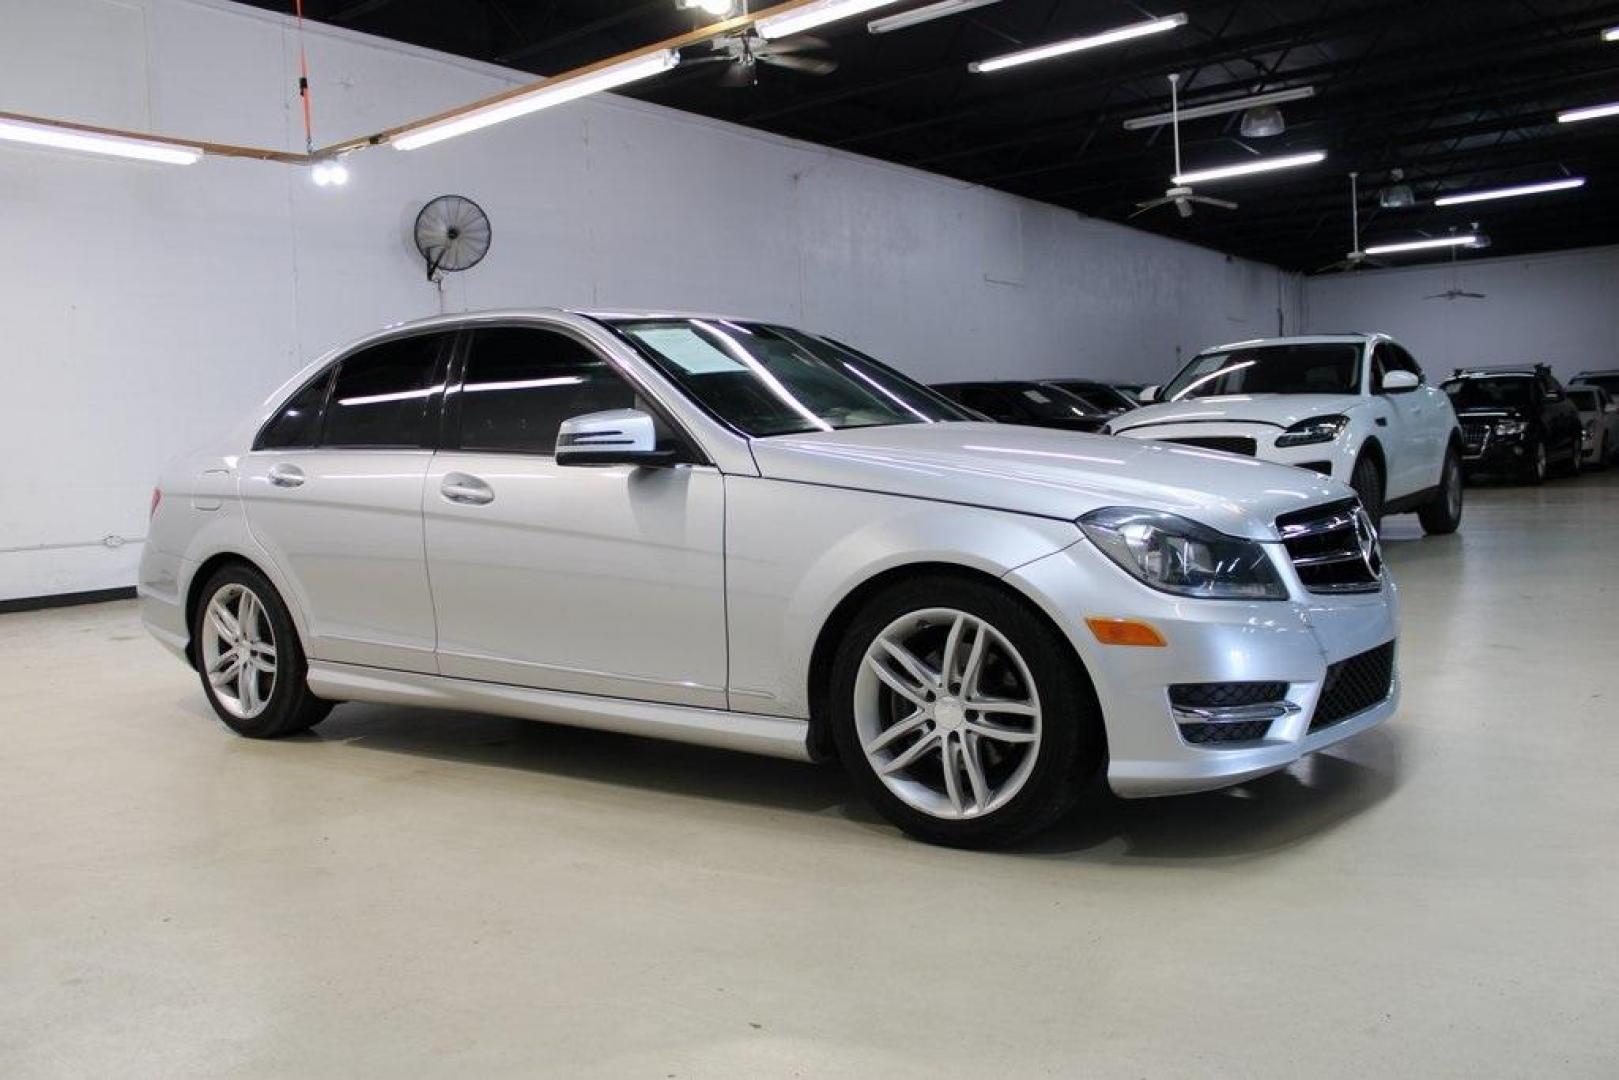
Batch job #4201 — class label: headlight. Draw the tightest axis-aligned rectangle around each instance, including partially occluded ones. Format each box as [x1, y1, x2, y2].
[1494, 419, 1528, 437]
[1079, 508, 1288, 600]
[1275, 414, 1350, 448]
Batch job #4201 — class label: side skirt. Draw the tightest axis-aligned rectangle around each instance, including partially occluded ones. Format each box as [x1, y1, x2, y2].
[1384, 484, 1439, 515]
[306, 661, 813, 762]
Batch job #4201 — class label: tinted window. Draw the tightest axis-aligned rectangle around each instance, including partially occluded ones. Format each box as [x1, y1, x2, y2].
[1568, 388, 1599, 411]
[1162, 343, 1362, 400]
[456, 327, 636, 454]
[258, 369, 332, 450]
[323, 334, 446, 447]
[1575, 374, 1619, 395]
[1442, 375, 1535, 409]
[1045, 381, 1133, 412]
[1389, 344, 1424, 379]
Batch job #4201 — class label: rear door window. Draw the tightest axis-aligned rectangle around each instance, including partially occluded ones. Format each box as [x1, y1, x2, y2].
[322, 333, 449, 448]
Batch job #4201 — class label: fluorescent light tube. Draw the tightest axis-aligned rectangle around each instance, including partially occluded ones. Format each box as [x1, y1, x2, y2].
[1433, 177, 1585, 206]
[0, 117, 201, 165]
[1603, 25, 1618, 41]
[1364, 235, 1479, 256]
[393, 50, 678, 150]
[869, 0, 1001, 33]
[1122, 86, 1315, 130]
[1558, 101, 1619, 123]
[969, 13, 1187, 73]
[757, 0, 909, 40]
[1172, 150, 1325, 185]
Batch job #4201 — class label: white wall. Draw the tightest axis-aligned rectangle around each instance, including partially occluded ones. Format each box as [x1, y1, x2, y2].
[1303, 245, 1619, 381]
[0, 0, 1299, 601]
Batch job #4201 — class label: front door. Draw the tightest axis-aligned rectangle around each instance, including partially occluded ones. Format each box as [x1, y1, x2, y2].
[423, 324, 728, 708]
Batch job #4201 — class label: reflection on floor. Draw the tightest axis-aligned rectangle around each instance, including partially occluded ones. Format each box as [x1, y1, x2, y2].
[3, 473, 1617, 1076]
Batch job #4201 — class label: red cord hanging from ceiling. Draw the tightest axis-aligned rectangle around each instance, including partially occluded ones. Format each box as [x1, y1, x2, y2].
[295, 0, 314, 154]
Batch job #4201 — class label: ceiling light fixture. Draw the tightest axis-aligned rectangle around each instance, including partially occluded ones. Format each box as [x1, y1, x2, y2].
[757, 0, 909, 40]
[1122, 85, 1314, 130]
[392, 50, 679, 150]
[1603, 25, 1618, 41]
[1364, 235, 1480, 256]
[969, 13, 1188, 74]
[676, 0, 737, 15]
[869, 0, 1001, 34]
[1434, 176, 1585, 206]
[1172, 150, 1325, 185]
[1557, 101, 1619, 124]
[1238, 104, 1285, 137]
[310, 158, 350, 187]
[0, 116, 201, 165]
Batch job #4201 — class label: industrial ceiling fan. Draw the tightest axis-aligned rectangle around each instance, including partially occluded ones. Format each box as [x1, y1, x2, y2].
[1316, 172, 1388, 273]
[1132, 74, 1239, 219]
[1425, 234, 1488, 300]
[683, 30, 838, 87]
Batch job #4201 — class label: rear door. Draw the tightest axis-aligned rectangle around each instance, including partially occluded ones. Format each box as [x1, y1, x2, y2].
[1370, 342, 1436, 498]
[241, 330, 452, 673]
[423, 323, 728, 707]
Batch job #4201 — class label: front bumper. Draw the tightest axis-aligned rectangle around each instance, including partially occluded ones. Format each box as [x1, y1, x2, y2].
[1113, 421, 1345, 480]
[1009, 540, 1399, 798]
[1459, 427, 1529, 472]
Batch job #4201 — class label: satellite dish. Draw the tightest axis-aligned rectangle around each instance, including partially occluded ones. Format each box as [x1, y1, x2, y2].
[413, 195, 491, 281]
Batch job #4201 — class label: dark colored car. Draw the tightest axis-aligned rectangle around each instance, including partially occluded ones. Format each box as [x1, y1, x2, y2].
[931, 380, 1114, 432]
[1442, 364, 1585, 484]
[1039, 379, 1139, 417]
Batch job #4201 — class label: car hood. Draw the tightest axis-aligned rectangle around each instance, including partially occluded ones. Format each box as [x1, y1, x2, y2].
[1110, 394, 1364, 433]
[749, 422, 1345, 540]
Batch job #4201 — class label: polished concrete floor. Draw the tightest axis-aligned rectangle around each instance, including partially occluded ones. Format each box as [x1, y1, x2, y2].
[3, 474, 1617, 1078]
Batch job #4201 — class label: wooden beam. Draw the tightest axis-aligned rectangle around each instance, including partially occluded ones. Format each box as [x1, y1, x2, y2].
[0, 108, 310, 164]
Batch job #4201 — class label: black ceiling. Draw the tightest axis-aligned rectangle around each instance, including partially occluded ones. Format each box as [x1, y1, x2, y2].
[236, 1, 1619, 271]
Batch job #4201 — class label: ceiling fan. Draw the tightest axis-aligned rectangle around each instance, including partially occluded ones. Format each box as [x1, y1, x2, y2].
[1132, 74, 1239, 219]
[1316, 172, 1388, 272]
[1426, 239, 1487, 300]
[683, 30, 838, 87]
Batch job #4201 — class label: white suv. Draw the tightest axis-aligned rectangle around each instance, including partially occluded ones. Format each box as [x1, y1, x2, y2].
[1109, 333, 1463, 534]
[140, 311, 1400, 848]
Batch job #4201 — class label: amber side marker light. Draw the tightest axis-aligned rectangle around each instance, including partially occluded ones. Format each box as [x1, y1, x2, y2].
[1086, 617, 1168, 647]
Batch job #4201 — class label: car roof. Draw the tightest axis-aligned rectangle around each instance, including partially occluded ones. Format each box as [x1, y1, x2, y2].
[1201, 332, 1388, 352]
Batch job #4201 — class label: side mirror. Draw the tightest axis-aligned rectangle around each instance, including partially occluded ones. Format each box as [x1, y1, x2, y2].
[1138, 385, 1160, 403]
[1381, 370, 1421, 393]
[556, 409, 678, 467]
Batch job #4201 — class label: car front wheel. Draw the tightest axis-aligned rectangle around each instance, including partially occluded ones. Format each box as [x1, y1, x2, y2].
[828, 574, 1101, 848]
[1350, 453, 1384, 533]
[1524, 439, 1548, 485]
[194, 564, 331, 738]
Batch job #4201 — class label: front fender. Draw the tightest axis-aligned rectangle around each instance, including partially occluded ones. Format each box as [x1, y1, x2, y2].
[723, 476, 1078, 718]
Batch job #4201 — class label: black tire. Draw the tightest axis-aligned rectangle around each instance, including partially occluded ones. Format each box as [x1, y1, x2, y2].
[1418, 447, 1464, 535]
[192, 564, 331, 738]
[1350, 452, 1384, 533]
[828, 574, 1102, 849]
[1523, 439, 1548, 485]
[1562, 440, 1584, 479]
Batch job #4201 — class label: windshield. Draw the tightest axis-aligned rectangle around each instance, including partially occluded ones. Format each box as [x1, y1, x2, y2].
[1576, 374, 1619, 395]
[1161, 343, 1363, 400]
[1044, 381, 1134, 412]
[1441, 375, 1535, 409]
[606, 318, 972, 437]
[1568, 388, 1599, 411]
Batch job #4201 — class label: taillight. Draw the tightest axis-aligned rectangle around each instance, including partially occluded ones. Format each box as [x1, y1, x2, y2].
[150, 487, 162, 519]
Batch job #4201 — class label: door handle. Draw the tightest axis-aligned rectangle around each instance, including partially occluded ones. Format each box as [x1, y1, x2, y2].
[267, 463, 305, 488]
[441, 472, 495, 506]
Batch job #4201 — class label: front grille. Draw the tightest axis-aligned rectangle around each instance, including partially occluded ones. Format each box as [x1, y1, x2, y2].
[1460, 421, 1490, 458]
[1170, 681, 1288, 708]
[1181, 720, 1272, 744]
[1160, 436, 1257, 456]
[1276, 498, 1383, 594]
[1311, 641, 1396, 732]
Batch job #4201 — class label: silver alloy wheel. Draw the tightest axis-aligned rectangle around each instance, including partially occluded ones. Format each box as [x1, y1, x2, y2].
[1445, 455, 1463, 518]
[1535, 442, 1547, 480]
[200, 583, 277, 719]
[854, 608, 1042, 820]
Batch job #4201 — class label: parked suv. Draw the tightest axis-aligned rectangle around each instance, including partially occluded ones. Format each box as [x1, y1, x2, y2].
[1108, 333, 1463, 534]
[1569, 385, 1619, 468]
[139, 310, 1400, 848]
[1571, 369, 1619, 397]
[1442, 365, 1584, 483]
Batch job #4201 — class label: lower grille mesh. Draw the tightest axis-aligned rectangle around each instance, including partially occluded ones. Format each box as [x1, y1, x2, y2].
[1311, 641, 1396, 731]
[1180, 720, 1272, 744]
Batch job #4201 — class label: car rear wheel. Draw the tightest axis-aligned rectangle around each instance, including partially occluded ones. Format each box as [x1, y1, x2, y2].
[1418, 448, 1464, 535]
[828, 575, 1101, 848]
[1350, 453, 1384, 533]
[194, 565, 331, 738]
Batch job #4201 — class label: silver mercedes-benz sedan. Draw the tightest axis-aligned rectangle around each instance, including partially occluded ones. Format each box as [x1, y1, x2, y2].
[140, 310, 1398, 847]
